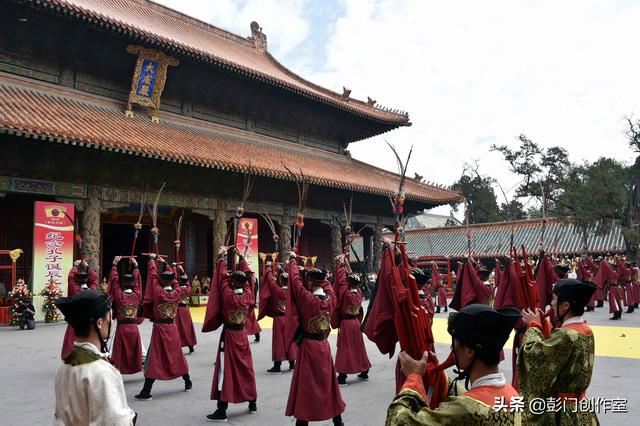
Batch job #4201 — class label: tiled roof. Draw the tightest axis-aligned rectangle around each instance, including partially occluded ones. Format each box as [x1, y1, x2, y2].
[23, 0, 409, 127]
[405, 212, 462, 230]
[352, 218, 625, 259]
[0, 73, 460, 204]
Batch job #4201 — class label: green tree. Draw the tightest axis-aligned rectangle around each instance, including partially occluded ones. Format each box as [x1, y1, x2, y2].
[450, 164, 500, 224]
[490, 134, 570, 213]
[623, 117, 640, 261]
[498, 199, 526, 221]
[554, 158, 628, 251]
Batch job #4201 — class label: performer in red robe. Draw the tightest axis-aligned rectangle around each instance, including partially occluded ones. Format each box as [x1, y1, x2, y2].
[630, 261, 640, 309]
[109, 256, 143, 374]
[61, 260, 98, 359]
[415, 269, 435, 319]
[175, 269, 198, 353]
[135, 255, 191, 400]
[432, 263, 447, 313]
[202, 250, 257, 422]
[608, 260, 624, 320]
[334, 257, 371, 386]
[237, 259, 262, 342]
[622, 261, 635, 314]
[259, 262, 296, 373]
[284, 254, 345, 425]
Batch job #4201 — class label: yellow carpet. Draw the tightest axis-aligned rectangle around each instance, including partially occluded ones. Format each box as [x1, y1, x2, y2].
[189, 307, 639, 359]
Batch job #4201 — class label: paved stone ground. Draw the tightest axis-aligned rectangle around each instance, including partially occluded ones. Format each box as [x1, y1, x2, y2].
[1, 304, 638, 425]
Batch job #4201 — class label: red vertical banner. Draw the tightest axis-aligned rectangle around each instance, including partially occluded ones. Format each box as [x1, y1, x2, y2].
[235, 218, 259, 285]
[32, 201, 75, 321]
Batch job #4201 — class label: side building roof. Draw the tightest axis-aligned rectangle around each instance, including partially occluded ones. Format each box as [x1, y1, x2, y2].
[352, 218, 625, 259]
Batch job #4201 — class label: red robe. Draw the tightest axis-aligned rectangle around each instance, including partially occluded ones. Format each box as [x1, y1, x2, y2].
[175, 282, 197, 348]
[205, 258, 257, 403]
[449, 260, 493, 311]
[236, 259, 262, 336]
[432, 264, 447, 307]
[61, 266, 98, 359]
[600, 261, 622, 313]
[141, 260, 189, 380]
[285, 259, 345, 421]
[535, 255, 558, 310]
[592, 260, 608, 302]
[631, 267, 639, 306]
[419, 285, 435, 317]
[109, 267, 143, 374]
[334, 263, 371, 374]
[259, 266, 296, 362]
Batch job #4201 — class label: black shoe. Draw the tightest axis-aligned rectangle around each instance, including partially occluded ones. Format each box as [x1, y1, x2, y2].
[267, 365, 282, 374]
[435, 307, 441, 313]
[357, 371, 369, 380]
[597, 301, 604, 307]
[134, 391, 152, 401]
[444, 307, 448, 312]
[254, 333, 260, 342]
[189, 346, 195, 354]
[289, 360, 295, 370]
[626, 308, 634, 314]
[248, 401, 257, 414]
[337, 374, 347, 387]
[206, 410, 227, 422]
[184, 379, 193, 392]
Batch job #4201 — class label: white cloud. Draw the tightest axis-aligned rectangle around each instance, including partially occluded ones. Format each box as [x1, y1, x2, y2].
[304, 0, 640, 216]
[155, 0, 640, 218]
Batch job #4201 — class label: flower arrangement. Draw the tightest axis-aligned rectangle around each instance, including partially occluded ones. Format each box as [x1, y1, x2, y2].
[8, 279, 31, 326]
[40, 279, 62, 323]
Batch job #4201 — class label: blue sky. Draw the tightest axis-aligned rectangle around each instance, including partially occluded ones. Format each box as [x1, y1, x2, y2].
[158, 0, 640, 218]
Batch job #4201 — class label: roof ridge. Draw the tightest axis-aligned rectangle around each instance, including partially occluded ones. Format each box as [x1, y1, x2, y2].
[100, 0, 256, 49]
[405, 217, 555, 234]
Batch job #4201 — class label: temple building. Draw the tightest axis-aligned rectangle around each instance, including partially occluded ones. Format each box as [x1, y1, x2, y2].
[0, 0, 460, 296]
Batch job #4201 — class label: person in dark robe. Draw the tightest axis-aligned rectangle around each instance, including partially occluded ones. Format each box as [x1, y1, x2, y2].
[174, 268, 198, 353]
[284, 253, 345, 425]
[334, 255, 371, 386]
[135, 255, 191, 400]
[519, 279, 599, 424]
[202, 248, 257, 422]
[61, 259, 98, 359]
[109, 256, 143, 375]
[259, 262, 296, 373]
[387, 304, 521, 425]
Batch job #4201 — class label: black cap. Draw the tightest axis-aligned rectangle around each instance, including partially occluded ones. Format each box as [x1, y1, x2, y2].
[179, 274, 189, 284]
[477, 268, 491, 279]
[411, 267, 428, 285]
[553, 279, 596, 307]
[307, 268, 326, 282]
[122, 273, 135, 284]
[447, 304, 520, 355]
[230, 271, 247, 284]
[553, 264, 571, 274]
[160, 270, 175, 283]
[76, 270, 88, 282]
[55, 289, 111, 326]
[348, 274, 361, 286]
[279, 272, 289, 283]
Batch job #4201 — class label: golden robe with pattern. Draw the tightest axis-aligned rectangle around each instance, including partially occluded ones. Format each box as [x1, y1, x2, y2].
[517, 318, 599, 426]
[386, 373, 519, 425]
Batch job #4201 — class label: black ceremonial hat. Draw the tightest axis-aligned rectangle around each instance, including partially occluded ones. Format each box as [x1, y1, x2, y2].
[160, 270, 175, 283]
[279, 272, 289, 282]
[553, 278, 596, 307]
[307, 268, 326, 282]
[122, 273, 135, 284]
[348, 274, 361, 286]
[447, 304, 520, 355]
[230, 271, 247, 284]
[411, 267, 428, 285]
[55, 289, 111, 326]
